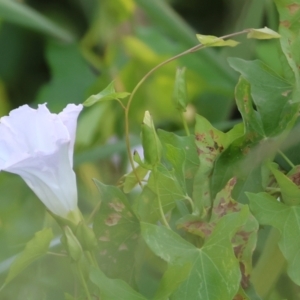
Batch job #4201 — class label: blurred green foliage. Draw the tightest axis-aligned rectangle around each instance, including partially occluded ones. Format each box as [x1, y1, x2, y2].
[0, 0, 297, 299]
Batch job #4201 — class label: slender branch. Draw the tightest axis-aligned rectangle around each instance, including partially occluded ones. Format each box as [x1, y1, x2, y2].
[115, 98, 126, 110]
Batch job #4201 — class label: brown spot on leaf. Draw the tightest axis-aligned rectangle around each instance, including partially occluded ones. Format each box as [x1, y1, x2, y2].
[100, 250, 107, 255]
[196, 147, 203, 155]
[290, 171, 300, 186]
[118, 243, 128, 251]
[195, 133, 205, 141]
[287, 3, 300, 14]
[105, 213, 121, 226]
[280, 20, 290, 27]
[233, 295, 245, 300]
[229, 177, 237, 186]
[240, 262, 250, 289]
[109, 202, 125, 212]
[131, 233, 139, 240]
[282, 90, 292, 97]
[242, 147, 250, 155]
[181, 221, 215, 238]
[99, 235, 110, 242]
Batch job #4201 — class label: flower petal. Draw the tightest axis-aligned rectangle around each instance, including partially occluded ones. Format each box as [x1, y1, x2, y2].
[0, 103, 82, 218]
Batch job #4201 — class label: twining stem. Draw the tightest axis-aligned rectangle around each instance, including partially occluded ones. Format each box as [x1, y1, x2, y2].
[116, 98, 126, 110]
[278, 149, 295, 169]
[124, 29, 250, 182]
[251, 228, 286, 298]
[154, 169, 171, 229]
[77, 263, 92, 300]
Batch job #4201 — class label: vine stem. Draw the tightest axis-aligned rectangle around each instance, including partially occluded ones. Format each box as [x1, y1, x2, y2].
[154, 169, 171, 229]
[278, 149, 295, 168]
[77, 263, 92, 300]
[124, 29, 250, 182]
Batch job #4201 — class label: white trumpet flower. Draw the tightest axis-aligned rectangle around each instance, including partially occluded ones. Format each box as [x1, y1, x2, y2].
[0, 103, 83, 221]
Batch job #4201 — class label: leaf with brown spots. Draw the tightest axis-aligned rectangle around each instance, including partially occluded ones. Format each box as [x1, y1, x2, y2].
[142, 207, 250, 300]
[93, 180, 140, 285]
[275, 0, 300, 85]
[193, 114, 243, 216]
[178, 178, 258, 289]
[133, 164, 186, 223]
[158, 130, 199, 196]
[269, 163, 300, 205]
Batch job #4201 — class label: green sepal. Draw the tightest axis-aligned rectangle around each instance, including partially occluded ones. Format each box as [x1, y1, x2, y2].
[62, 226, 83, 262]
[76, 221, 98, 251]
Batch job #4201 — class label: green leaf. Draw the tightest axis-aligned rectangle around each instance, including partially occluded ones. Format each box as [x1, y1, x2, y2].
[196, 34, 239, 47]
[83, 81, 130, 107]
[141, 111, 162, 166]
[63, 226, 82, 262]
[248, 192, 300, 285]
[90, 267, 147, 300]
[132, 186, 158, 223]
[141, 208, 249, 300]
[158, 130, 199, 196]
[64, 293, 76, 300]
[179, 178, 258, 284]
[134, 164, 186, 223]
[164, 143, 186, 191]
[193, 115, 243, 215]
[173, 67, 188, 112]
[93, 180, 140, 285]
[228, 58, 297, 136]
[2, 228, 53, 287]
[211, 77, 265, 197]
[36, 41, 96, 111]
[268, 163, 300, 205]
[122, 166, 149, 193]
[274, 0, 300, 85]
[247, 27, 281, 39]
[153, 261, 192, 300]
[0, 0, 74, 42]
[235, 77, 264, 137]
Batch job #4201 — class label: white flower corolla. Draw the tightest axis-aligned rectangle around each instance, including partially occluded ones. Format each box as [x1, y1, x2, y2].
[0, 103, 83, 220]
